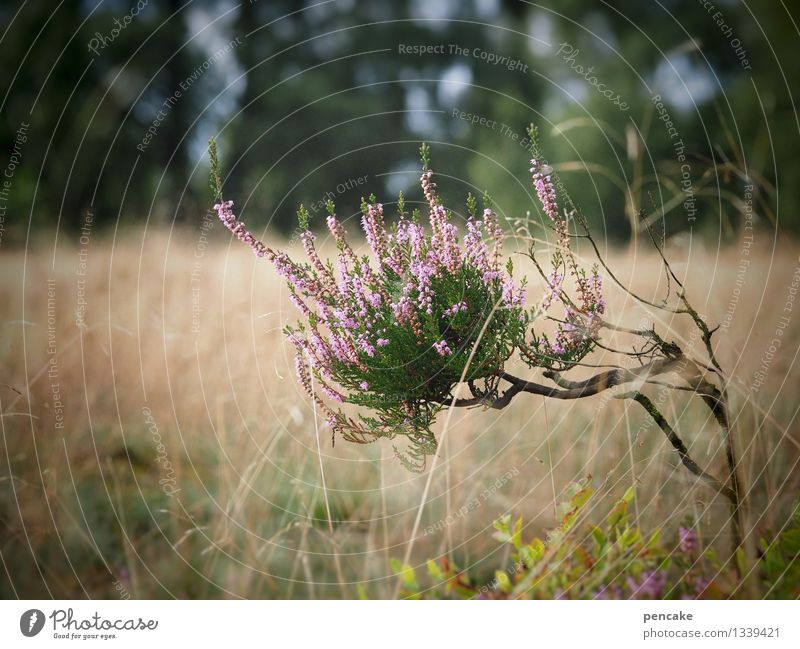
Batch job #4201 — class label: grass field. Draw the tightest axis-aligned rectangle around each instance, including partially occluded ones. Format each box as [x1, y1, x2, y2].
[1, 226, 799, 598]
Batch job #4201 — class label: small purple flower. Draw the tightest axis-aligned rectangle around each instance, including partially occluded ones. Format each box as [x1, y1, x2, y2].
[626, 570, 668, 599]
[433, 340, 452, 356]
[693, 575, 710, 596]
[444, 301, 467, 317]
[678, 526, 697, 554]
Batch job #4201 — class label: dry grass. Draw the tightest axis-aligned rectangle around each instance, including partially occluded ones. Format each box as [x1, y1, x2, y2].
[1, 227, 799, 598]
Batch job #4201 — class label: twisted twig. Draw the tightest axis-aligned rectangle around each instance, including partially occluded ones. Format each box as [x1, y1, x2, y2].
[434, 355, 743, 552]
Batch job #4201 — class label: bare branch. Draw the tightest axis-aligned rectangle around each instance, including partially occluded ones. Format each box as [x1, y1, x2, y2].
[618, 391, 738, 506]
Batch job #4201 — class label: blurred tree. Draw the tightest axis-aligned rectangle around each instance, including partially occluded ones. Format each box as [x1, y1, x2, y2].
[0, 0, 795, 242]
[0, 0, 215, 239]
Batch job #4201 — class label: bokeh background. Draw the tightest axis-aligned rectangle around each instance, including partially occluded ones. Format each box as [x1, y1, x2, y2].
[1, 1, 798, 599]
[1, 0, 796, 240]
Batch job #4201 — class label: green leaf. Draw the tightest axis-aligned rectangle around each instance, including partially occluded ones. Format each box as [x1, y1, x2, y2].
[620, 526, 641, 548]
[622, 485, 635, 504]
[570, 486, 594, 511]
[526, 123, 540, 156]
[561, 511, 578, 533]
[427, 559, 444, 581]
[590, 525, 606, 549]
[735, 547, 748, 578]
[511, 517, 523, 551]
[522, 538, 545, 568]
[780, 529, 800, 555]
[607, 499, 629, 530]
[495, 570, 511, 593]
[394, 563, 418, 591]
[420, 142, 430, 168]
[492, 515, 512, 544]
[208, 138, 223, 200]
[297, 204, 309, 230]
[466, 192, 477, 218]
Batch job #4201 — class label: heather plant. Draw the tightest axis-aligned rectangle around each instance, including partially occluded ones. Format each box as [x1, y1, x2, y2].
[392, 484, 800, 600]
[209, 140, 529, 469]
[208, 127, 744, 549]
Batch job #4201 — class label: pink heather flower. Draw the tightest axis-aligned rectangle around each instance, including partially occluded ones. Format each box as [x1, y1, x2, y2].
[300, 230, 337, 295]
[391, 296, 414, 325]
[356, 333, 376, 357]
[316, 303, 332, 322]
[349, 274, 370, 318]
[326, 213, 344, 242]
[362, 202, 389, 266]
[214, 200, 269, 257]
[359, 381, 369, 390]
[484, 208, 503, 270]
[529, 160, 559, 224]
[421, 169, 437, 210]
[287, 331, 305, 348]
[329, 335, 351, 363]
[288, 291, 312, 316]
[444, 301, 468, 317]
[529, 157, 605, 357]
[433, 340, 452, 356]
[407, 222, 424, 260]
[541, 270, 564, 311]
[430, 217, 461, 273]
[309, 333, 331, 361]
[271, 250, 315, 295]
[410, 257, 437, 315]
[332, 308, 358, 331]
[502, 276, 527, 307]
[376, 338, 390, 347]
[319, 384, 345, 403]
[293, 352, 306, 378]
[464, 217, 490, 273]
[382, 254, 403, 276]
